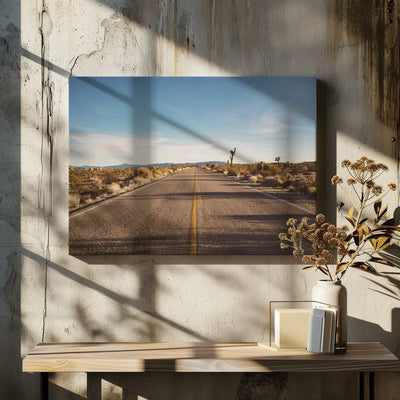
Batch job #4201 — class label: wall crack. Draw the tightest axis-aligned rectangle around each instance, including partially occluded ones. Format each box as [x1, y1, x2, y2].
[38, 0, 53, 342]
[3, 251, 18, 322]
[69, 19, 108, 76]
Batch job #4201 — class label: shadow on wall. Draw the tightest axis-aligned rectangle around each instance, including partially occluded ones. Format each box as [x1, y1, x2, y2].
[348, 309, 400, 358]
[21, 247, 212, 342]
[6, 0, 399, 399]
[85, 372, 241, 400]
[88, 0, 398, 136]
[51, 369, 359, 400]
[355, 243, 400, 357]
[50, 385, 85, 400]
[19, 45, 328, 263]
[86, 0, 398, 190]
[0, 1, 35, 398]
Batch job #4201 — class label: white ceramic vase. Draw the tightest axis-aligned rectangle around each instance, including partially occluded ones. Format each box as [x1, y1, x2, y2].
[312, 280, 347, 349]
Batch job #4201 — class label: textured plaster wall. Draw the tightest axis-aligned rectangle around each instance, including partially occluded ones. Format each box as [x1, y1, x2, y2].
[1, 0, 400, 399]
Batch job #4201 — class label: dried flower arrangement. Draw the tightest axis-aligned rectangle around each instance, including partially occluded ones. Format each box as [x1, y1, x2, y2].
[279, 157, 399, 281]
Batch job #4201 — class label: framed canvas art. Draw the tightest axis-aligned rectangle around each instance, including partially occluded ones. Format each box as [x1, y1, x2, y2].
[69, 77, 316, 255]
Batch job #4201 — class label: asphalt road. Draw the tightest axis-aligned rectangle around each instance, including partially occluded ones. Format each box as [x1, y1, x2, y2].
[69, 167, 313, 255]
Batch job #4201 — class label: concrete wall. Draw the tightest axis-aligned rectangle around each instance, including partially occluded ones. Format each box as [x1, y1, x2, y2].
[1, 0, 400, 398]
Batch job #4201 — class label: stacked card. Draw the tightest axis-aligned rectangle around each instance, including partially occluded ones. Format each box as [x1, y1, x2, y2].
[274, 309, 311, 348]
[307, 307, 337, 353]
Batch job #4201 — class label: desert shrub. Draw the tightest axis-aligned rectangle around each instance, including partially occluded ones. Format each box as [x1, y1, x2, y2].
[287, 163, 307, 175]
[261, 177, 282, 187]
[264, 164, 280, 176]
[133, 176, 149, 186]
[153, 167, 166, 177]
[103, 185, 114, 195]
[136, 167, 153, 179]
[84, 188, 101, 199]
[225, 164, 249, 176]
[107, 183, 123, 195]
[250, 162, 269, 175]
[248, 166, 258, 175]
[69, 171, 84, 192]
[80, 194, 91, 204]
[248, 175, 258, 183]
[69, 192, 80, 209]
[285, 173, 316, 194]
[104, 169, 121, 184]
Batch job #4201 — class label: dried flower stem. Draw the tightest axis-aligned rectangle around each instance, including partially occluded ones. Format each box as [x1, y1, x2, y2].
[279, 157, 399, 281]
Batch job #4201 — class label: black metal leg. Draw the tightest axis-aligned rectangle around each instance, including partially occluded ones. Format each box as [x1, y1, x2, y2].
[359, 372, 364, 400]
[369, 372, 374, 400]
[359, 371, 374, 400]
[87, 373, 102, 400]
[40, 372, 49, 400]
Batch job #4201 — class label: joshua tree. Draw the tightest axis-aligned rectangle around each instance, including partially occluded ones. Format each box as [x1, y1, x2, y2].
[229, 147, 236, 166]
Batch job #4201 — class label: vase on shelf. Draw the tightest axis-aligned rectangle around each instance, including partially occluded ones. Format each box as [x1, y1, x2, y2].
[312, 280, 347, 350]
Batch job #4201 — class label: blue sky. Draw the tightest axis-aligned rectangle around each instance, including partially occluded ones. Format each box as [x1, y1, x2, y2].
[69, 77, 316, 166]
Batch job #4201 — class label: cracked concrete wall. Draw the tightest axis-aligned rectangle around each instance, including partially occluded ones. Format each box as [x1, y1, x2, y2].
[1, 0, 400, 399]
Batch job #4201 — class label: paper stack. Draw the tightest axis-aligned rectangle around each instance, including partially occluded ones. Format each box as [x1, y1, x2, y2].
[307, 307, 337, 353]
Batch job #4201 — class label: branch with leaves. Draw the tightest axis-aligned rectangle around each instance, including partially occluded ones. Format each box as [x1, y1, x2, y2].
[279, 157, 399, 281]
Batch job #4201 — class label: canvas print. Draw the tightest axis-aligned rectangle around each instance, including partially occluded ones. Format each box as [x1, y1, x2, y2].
[69, 77, 316, 255]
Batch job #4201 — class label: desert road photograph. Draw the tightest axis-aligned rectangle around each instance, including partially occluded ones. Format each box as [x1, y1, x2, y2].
[69, 77, 316, 255]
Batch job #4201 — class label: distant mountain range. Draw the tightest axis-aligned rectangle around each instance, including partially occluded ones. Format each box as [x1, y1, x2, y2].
[70, 161, 227, 170]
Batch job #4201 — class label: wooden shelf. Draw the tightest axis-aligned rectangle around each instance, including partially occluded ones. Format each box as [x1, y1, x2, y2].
[23, 341, 400, 373]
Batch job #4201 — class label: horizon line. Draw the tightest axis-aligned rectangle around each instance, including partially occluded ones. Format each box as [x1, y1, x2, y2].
[69, 160, 316, 168]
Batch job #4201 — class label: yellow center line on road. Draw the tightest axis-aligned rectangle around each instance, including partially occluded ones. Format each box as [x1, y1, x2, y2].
[190, 170, 198, 255]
